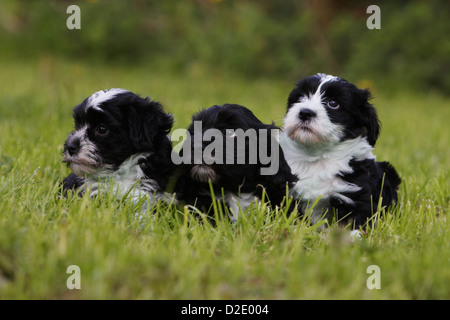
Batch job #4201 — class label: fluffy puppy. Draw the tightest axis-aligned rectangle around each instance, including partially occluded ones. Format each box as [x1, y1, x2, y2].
[280, 73, 401, 229]
[62, 88, 174, 204]
[174, 104, 297, 221]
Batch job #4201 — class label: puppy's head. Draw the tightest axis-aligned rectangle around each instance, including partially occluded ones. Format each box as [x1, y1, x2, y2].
[63, 88, 173, 176]
[184, 104, 269, 185]
[284, 73, 380, 146]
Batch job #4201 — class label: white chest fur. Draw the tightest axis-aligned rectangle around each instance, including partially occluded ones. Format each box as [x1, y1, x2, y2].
[280, 132, 375, 221]
[83, 153, 163, 203]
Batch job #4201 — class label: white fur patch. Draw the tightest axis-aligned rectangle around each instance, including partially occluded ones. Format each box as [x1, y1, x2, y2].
[317, 73, 338, 84]
[350, 229, 363, 240]
[201, 189, 256, 223]
[82, 153, 169, 207]
[87, 88, 129, 109]
[225, 192, 256, 222]
[280, 131, 375, 223]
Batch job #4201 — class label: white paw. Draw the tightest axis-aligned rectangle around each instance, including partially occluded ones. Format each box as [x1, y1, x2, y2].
[350, 230, 363, 240]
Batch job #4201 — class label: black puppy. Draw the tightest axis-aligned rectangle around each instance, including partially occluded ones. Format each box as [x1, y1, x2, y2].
[174, 104, 297, 221]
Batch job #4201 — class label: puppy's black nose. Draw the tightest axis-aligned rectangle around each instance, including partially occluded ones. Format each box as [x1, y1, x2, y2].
[299, 108, 316, 121]
[66, 139, 80, 156]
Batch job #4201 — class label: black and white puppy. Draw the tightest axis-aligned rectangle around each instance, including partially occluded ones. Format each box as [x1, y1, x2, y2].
[280, 73, 401, 229]
[174, 104, 297, 221]
[62, 88, 174, 204]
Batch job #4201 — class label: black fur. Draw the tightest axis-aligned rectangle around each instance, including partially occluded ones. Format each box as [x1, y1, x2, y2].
[174, 104, 297, 218]
[331, 159, 402, 228]
[61, 173, 84, 192]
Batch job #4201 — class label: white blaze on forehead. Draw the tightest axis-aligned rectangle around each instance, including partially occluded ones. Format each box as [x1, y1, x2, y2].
[87, 88, 129, 110]
[314, 73, 338, 99]
[317, 73, 338, 84]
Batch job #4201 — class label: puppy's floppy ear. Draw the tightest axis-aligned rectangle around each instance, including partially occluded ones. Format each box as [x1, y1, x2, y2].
[358, 89, 380, 146]
[128, 98, 173, 151]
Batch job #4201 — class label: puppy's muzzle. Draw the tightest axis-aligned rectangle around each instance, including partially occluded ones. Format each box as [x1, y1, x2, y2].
[65, 137, 81, 156]
[190, 165, 217, 183]
[298, 108, 316, 122]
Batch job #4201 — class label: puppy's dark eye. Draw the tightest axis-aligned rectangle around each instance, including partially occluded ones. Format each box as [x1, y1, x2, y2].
[326, 100, 340, 109]
[96, 125, 108, 135]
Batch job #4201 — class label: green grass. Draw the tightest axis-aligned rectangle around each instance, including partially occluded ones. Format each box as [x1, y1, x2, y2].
[0, 57, 448, 299]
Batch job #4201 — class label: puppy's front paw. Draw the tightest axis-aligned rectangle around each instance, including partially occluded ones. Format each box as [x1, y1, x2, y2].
[60, 173, 84, 197]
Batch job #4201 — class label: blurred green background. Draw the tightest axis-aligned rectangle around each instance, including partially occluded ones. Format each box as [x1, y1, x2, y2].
[1, 0, 448, 95]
